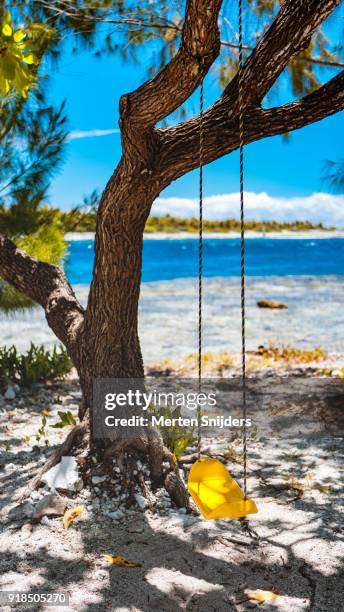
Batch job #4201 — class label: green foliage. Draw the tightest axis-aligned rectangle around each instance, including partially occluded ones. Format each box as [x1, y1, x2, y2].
[5, 0, 342, 115]
[144, 215, 331, 233]
[0, 220, 66, 311]
[149, 403, 196, 458]
[217, 0, 342, 100]
[17, 221, 66, 264]
[35, 413, 50, 445]
[60, 189, 100, 232]
[51, 410, 76, 429]
[0, 8, 68, 312]
[0, 9, 48, 98]
[287, 32, 341, 97]
[0, 343, 72, 386]
[0, 0, 341, 316]
[61, 209, 97, 232]
[0, 103, 67, 205]
[0, 96, 67, 311]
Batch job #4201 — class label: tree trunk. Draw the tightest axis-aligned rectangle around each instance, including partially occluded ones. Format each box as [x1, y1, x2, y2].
[79, 161, 155, 399]
[72, 162, 177, 485]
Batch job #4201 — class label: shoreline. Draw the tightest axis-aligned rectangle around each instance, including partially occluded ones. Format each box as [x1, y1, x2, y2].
[65, 230, 344, 241]
[1, 276, 343, 357]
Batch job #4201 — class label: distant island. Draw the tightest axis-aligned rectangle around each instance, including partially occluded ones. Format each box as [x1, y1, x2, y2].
[144, 216, 334, 233]
[59, 210, 334, 233]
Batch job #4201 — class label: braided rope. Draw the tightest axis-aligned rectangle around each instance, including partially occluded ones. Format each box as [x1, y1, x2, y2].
[197, 78, 204, 461]
[238, 0, 247, 499]
[197, 3, 247, 501]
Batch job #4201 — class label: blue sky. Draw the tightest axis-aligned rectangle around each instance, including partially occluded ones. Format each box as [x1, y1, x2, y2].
[46, 18, 344, 223]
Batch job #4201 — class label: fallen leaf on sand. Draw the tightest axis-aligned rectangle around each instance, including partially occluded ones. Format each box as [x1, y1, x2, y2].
[305, 472, 313, 481]
[63, 506, 85, 529]
[103, 554, 141, 568]
[271, 407, 289, 416]
[41, 409, 51, 416]
[246, 590, 280, 602]
[315, 483, 331, 494]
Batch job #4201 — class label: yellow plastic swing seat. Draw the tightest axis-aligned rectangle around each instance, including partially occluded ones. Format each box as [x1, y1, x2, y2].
[187, 457, 258, 520]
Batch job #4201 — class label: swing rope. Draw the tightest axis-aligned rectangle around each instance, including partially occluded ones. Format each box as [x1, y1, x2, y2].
[188, 0, 258, 527]
[197, 77, 204, 462]
[238, 0, 248, 501]
[197, 0, 248, 497]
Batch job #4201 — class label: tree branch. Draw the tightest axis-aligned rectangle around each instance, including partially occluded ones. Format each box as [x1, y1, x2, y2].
[222, 0, 341, 112]
[250, 69, 344, 147]
[120, 0, 222, 133]
[37, 1, 344, 70]
[156, 0, 342, 182]
[221, 40, 344, 69]
[0, 234, 84, 351]
[158, 70, 344, 182]
[36, 0, 181, 32]
[301, 56, 344, 69]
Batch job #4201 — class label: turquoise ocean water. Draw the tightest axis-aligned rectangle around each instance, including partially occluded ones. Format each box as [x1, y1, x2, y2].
[65, 238, 344, 283]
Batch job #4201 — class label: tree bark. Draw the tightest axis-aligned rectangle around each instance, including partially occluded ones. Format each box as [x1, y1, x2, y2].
[78, 162, 157, 402]
[73, 162, 171, 487]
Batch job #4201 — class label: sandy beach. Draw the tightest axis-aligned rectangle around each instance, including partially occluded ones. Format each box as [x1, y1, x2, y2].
[1, 360, 343, 611]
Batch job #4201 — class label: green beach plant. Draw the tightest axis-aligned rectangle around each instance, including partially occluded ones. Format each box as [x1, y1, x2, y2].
[255, 344, 327, 364]
[0, 343, 72, 387]
[149, 403, 196, 459]
[35, 413, 50, 446]
[51, 410, 76, 429]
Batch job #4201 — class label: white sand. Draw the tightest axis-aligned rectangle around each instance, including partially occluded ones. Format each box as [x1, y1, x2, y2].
[1, 373, 343, 611]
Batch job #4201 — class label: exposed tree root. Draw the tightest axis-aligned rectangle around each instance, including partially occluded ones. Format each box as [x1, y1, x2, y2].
[18, 419, 190, 510]
[103, 424, 165, 482]
[102, 436, 189, 509]
[165, 471, 190, 510]
[137, 472, 157, 512]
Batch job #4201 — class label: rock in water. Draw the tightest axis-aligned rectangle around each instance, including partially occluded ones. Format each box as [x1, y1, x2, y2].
[257, 299, 288, 309]
[41, 456, 81, 492]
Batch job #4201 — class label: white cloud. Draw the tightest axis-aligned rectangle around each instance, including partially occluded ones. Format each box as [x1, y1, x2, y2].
[67, 128, 120, 141]
[152, 192, 344, 227]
